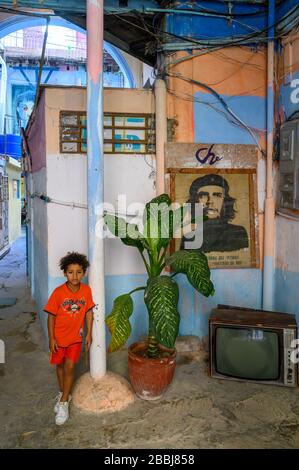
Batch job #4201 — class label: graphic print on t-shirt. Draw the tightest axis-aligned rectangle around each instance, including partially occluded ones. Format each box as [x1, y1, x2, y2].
[61, 298, 87, 314]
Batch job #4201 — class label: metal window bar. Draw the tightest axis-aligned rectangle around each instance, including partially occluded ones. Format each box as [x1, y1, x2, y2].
[60, 110, 155, 154]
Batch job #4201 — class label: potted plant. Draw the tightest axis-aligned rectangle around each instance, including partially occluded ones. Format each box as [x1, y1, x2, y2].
[104, 193, 215, 400]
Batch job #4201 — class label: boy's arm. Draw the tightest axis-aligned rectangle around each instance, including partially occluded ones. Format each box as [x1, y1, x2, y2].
[85, 309, 93, 351]
[47, 314, 58, 352]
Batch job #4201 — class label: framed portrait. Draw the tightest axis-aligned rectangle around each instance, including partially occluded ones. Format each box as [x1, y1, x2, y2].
[169, 168, 259, 269]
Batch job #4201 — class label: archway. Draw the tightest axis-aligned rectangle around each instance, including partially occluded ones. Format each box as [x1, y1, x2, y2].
[0, 15, 135, 88]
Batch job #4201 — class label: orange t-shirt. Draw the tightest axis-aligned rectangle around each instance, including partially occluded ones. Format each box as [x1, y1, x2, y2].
[44, 283, 95, 347]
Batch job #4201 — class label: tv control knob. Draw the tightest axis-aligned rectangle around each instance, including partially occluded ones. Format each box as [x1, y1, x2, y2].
[288, 368, 293, 373]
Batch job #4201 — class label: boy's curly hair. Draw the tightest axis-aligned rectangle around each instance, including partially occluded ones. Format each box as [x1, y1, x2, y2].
[59, 252, 90, 273]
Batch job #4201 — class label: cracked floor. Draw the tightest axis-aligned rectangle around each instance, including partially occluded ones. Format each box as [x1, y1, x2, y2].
[1, 231, 299, 449]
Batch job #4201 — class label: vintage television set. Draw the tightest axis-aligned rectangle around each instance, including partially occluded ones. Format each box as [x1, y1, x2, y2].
[209, 305, 298, 387]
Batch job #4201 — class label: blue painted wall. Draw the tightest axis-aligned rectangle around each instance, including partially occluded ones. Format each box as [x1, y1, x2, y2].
[31, 231, 49, 340]
[278, 70, 299, 120]
[166, 1, 267, 40]
[43, 269, 262, 346]
[166, 1, 298, 42]
[194, 91, 266, 144]
[275, 269, 299, 325]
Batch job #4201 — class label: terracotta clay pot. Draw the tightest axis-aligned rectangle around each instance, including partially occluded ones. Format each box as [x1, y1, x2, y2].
[128, 341, 176, 400]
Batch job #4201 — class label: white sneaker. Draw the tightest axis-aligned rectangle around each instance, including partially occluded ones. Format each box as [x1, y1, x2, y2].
[54, 392, 72, 413]
[55, 401, 69, 425]
[54, 392, 63, 413]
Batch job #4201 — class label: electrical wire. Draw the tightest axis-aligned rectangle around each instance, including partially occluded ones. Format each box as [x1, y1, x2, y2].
[144, 7, 263, 34]
[165, 45, 264, 73]
[174, 2, 266, 17]
[166, 64, 268, 101]
[32, 17, 49, 115]
[167, 86, 265, 137]
[106, 5, 299, 50]
[213, 49, 264, 71]
[166, 71, 264, 153]
[197, 52, 263, 86]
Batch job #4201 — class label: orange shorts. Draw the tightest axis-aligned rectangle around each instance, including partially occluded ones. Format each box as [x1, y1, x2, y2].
[50, 342, 82, 365]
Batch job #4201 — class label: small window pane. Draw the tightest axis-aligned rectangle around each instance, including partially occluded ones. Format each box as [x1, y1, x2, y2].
[147, 144, 156, 152]
[125, 116, 146, 127]
[114, 116, 125, 126]
[115, 143, 146, 153]
[81, 142, 87, 152]
[80, 115, 87, 126]
[104, 129, 112, 139]
[62, 128, 80, 141]
[62, 142, 78, 152]
[61, 114, 78, 126]
[114, 129, 146, 141]
[81, 128, 87, 140]
[104, 143, 113, 152]
[104, 115, 112, 126]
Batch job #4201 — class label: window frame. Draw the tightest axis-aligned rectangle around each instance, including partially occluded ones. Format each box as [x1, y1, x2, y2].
[60, 110, 155, 155]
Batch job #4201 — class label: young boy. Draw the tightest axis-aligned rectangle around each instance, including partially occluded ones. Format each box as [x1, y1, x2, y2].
[44, 252, 95, 426]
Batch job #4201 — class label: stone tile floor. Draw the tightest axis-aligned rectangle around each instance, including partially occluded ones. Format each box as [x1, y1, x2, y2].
[1, 230, 299, 449]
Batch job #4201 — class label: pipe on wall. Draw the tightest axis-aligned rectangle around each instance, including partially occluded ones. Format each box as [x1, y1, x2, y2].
[155, 78, 167, 195]
[0, 55, 7, 135]
[262, 0, 275, 311]
[87, 0, 106, 379]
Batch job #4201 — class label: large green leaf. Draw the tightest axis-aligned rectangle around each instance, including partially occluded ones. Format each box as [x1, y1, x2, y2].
[166, 250, 215, 297]
[143, 193, 173, 251]
[145, 276, 180, 349]
[105, 294, 134, 352]
[104, 213, 146, 252]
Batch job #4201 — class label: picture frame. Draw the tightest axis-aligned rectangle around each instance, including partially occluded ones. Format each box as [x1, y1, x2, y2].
[169, 168, 259, 269]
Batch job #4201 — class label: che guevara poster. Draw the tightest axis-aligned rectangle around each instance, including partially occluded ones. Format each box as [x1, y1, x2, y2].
[169, 168, 258, 269]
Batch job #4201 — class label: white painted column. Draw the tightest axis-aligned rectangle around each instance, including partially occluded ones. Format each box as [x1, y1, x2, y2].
[155, 79, 167, 195]
[87, 0, 106, 378]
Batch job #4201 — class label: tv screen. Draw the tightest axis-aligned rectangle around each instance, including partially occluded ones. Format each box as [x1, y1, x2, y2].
[215, 327, 280, 380]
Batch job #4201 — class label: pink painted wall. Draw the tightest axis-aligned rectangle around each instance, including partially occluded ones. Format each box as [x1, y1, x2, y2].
[27, 89, 46, 173]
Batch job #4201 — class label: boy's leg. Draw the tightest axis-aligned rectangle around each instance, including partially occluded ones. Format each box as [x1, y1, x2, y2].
[61, 358, 75, 402]
[56, 363, 64, 392]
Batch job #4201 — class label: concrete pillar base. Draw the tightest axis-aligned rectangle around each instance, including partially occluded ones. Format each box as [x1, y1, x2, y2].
[72, 371, 135, 414]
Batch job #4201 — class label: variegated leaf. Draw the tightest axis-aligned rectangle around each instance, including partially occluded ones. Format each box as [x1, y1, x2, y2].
[145, 276, 180, 349]
[104, 213, 145, 252]
[143, 193, 173, 251]
[166, 250, 215, 297]
[105, 294, 133, 352]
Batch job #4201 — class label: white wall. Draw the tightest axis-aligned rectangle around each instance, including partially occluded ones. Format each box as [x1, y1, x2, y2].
[42, 86, 156, 282]
[47, 153, 88, 278]
[104, 153, 156, 275]
[47, 152, 156, 279]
